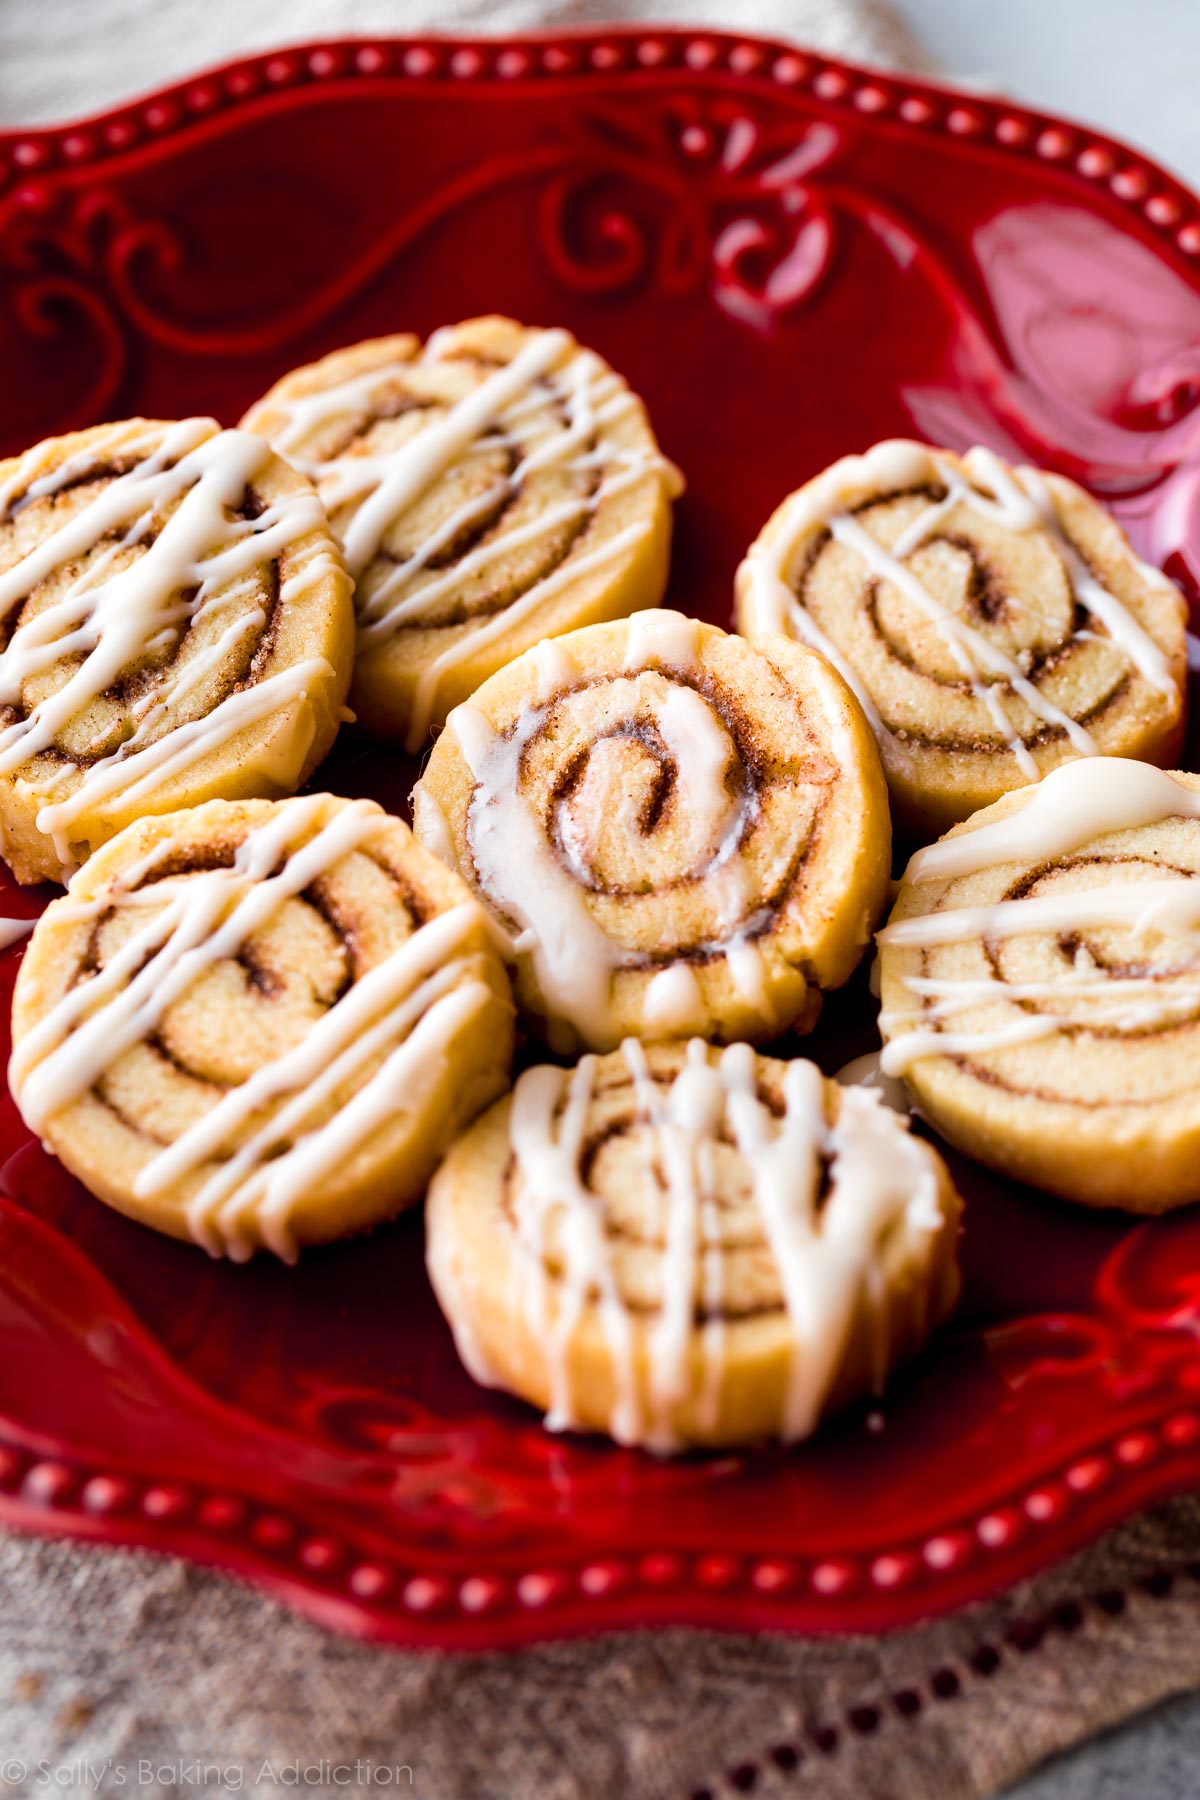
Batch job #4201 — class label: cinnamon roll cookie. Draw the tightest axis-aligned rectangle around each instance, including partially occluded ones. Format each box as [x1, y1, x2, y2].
[737, 440, 1187, 833]
[411, 610, 891, 1052]
[0, 418, 354, 885]
[242, 316, 681, 749]
[427, 1039, 963, 1450]
[878, 759, 1200, 1212]
[10, 793, 514, 1260]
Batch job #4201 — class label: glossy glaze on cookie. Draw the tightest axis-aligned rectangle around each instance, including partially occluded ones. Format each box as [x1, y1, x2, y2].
[737, 440, 1187, 831]
[243, 318, 681, 747]
[0, 418, 353, 882]
[879, 760, 1200, 1210]
[412, 609, 891, 1051]
[10, 794, 513, 1259]
[427, 1039, 962, 1450]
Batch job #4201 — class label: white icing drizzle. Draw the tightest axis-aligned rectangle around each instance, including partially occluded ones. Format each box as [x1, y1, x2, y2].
[829, 511, 1091, 778]
[739, 439, 1181, 767]
[429, 612, 774, 1048]
[10, 798, 490, 1262]
[834, 1051, 911, 1114]
[1007, 458, 1176, 695]
[880, 968, 1200, 1074]
[37, 658, 332, 870]
[879, 759, 1200, 1073]
[623, 608, 702, 672]
[884, 880, 1200, 948]
[532, 634, 579, 701]
[510, 1056, 641, 1438]
[0, 420, 335, 875]
[451, 701, 620, 1050]
[338, 331, 572, 578]
[641, 964, 705, 1034]
[0, 917, 35, 950]
[501, 1041, 942, 1449]
[266, 329, 682, 753]
[405, 519, 651, 757]
[906, 758, 1200, 885]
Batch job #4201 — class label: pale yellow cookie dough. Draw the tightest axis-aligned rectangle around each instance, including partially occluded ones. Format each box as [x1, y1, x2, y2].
[427, 1040, 963, 1450]
[11, 794, 514, 1259]
[243, 316, 679, 748]
[412, 609, 891, 1052]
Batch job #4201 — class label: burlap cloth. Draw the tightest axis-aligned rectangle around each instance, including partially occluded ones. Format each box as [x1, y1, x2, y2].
[3, 1497, 1200, 1797]
[3, 2, 1199, 1797]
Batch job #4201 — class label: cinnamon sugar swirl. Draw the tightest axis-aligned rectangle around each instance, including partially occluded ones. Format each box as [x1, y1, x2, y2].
[0, 418, 354, 886]
[242, 317, 680, 749]
[411, 609, 891, 1052]
[879, 759, 1200, 1211]
[737, 441, 1187, 833]
[426, 1039, 963, 1450]
[10, 794, 513, 1260]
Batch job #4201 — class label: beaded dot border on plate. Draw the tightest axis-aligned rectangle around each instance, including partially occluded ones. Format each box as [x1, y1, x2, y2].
[1, 31, 1198, 262]
[2, 1398, 1199, 1635]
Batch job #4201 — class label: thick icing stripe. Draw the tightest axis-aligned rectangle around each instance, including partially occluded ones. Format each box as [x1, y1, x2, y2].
[906, 758, 1200, 883]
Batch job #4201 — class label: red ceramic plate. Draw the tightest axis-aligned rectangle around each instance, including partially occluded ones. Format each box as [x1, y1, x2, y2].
[3, 28, 1200, 1650]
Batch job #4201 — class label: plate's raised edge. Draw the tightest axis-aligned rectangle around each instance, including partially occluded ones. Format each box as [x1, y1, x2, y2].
[0, 1393, 1198, 1649]
[0, 30, 1198, 271]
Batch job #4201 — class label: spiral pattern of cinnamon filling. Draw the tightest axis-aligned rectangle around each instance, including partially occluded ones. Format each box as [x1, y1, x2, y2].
[0, 417, 354, 885]
[878, 760, 1200, 1212]
[736, 440, 1187, 834]
[426, 1039, 962, 1450]
[411, 609, 891, 1053]
[241, 316, 680, 750]
[10, 793, 514, 1260]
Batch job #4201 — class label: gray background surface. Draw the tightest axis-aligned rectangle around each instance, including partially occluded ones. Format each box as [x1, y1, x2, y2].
[898, 0, 1199, 185]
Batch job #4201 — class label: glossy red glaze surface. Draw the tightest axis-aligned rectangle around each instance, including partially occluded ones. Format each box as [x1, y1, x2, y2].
[2, 29, 1200, 1648]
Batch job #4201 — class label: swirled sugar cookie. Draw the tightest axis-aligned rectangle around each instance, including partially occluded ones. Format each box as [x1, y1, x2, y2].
[0, 418, 354, 884]
[737, 440, 1187, 833]
[427, 1039, 963, 1450]
[243, 316, 681, 749]
[412, 609, 891, 1052]
[10, 794, 514, 1260]
[879, 758, 1200, 1211]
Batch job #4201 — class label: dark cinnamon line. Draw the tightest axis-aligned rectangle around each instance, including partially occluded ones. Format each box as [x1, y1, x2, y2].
[325, 355, 604, 633]
[0, 452, 145, 526]
[909, 852, 1200, 1096]
[76, 836, 433, 1148]
[472, 668, 821, 955]
[497, 1078, 836, 1321]
[878, 672, 1131, 758]
[792, 485, 1154, 755]
[0, 465, 282, 764]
